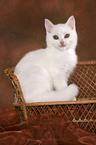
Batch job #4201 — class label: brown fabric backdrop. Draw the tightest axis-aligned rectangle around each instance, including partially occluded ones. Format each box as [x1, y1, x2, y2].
[0, 0, 96, 108]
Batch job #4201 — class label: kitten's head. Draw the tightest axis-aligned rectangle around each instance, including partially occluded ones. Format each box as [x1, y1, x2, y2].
[45, 16, 77, 51]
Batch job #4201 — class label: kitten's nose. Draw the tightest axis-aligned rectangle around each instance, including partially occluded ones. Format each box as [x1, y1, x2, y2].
[60, 41, 64, 46]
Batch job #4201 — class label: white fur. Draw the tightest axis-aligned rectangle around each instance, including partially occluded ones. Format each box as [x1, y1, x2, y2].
[14, 16, 78, 103]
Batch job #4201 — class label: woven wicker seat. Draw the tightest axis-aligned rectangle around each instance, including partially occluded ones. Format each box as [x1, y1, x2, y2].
[4, 61, 96, 133]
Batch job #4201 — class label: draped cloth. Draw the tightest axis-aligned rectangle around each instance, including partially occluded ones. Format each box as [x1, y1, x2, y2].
[0, 108, 96, 145]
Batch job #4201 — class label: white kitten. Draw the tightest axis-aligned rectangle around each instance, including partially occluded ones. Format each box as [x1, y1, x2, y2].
[14, 16, 78, 103]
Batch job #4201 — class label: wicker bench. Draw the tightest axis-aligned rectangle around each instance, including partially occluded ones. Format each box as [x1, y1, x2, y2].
[4, 61, 96, 133]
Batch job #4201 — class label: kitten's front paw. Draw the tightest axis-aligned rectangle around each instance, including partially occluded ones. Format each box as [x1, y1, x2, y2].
[69, 84, 79, 99]
[72, 97, 77, 101]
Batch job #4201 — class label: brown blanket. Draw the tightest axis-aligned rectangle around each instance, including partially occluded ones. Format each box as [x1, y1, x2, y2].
[0, 108, 96, 145]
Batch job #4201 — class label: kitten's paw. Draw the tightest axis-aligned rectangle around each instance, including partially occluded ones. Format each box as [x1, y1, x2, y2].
[68, 84, 79, 98]
[72, 97, 77, 101]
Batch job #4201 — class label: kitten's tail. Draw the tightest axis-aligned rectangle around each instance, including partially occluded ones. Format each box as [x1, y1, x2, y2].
[25, 84, 79, 103]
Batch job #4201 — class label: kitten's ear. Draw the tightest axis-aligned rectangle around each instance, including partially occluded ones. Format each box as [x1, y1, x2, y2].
[66, 16, 76, 30]
[45, 19, 54, 33]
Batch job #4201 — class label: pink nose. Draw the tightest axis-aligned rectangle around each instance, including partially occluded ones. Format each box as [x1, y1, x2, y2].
[60, 41, 64, 46]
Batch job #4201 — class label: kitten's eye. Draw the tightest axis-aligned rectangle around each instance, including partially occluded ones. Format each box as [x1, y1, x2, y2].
[64, 34, 70, 38]
[53, 35, 59, 40]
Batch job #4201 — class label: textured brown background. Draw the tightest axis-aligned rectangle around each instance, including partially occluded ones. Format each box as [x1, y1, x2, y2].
[0, 0, 96, 108]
